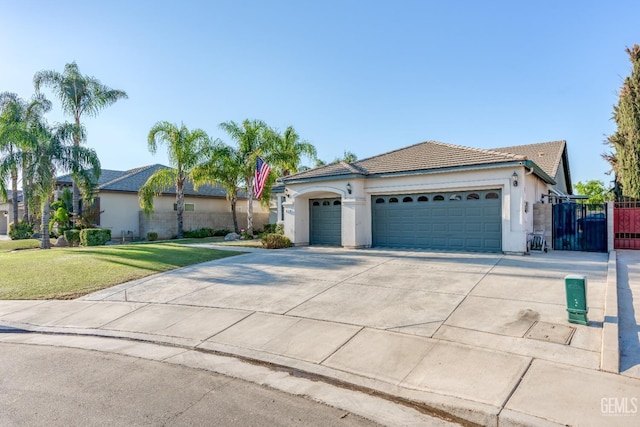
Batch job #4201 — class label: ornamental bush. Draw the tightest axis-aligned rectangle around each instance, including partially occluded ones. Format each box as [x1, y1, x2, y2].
[64, 230, 81, 247]
[183, 228, 216, 238]
[146, 231, 158, 241]
[9, 221, 33, 240]
[261, 233, 292, 249]
[80, 228, 111, 246]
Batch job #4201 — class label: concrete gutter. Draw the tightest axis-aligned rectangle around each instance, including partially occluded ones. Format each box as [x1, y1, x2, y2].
[600, 250, 619, 373]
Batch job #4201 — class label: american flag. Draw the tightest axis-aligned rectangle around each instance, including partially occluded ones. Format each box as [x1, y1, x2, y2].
[254, 157, 271, 199]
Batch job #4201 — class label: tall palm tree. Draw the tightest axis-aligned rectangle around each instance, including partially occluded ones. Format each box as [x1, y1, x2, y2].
[219, 119, 274, 233]
[27, 120, 100, 249]
[192, 141, 243, 233]
[33, 62, 127, 221]
[0, 92, 51, 226]
[139, 121, 213, 239]
[269, 126, 316, 177]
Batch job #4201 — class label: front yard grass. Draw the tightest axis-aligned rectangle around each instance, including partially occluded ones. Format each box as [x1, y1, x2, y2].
[0, 242, 241, 300]
[0, 239, 45, 252]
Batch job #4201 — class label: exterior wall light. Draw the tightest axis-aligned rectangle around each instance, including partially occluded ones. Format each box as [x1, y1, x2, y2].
[512, 171, 519, 187]
[347, 183, 352, 194]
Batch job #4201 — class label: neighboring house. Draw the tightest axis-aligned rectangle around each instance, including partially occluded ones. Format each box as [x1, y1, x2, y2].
[280, 140, 572, 253]
[56, 164, 270, 240]
[0, 190, 23, 235]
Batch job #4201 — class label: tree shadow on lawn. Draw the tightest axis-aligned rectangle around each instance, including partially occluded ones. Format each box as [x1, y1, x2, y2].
[76, 245, 242, 272]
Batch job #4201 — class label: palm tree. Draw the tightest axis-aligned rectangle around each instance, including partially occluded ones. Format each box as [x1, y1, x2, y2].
[193, 141, 243, 233]
[33, 62, 127, 221]
[0, 92, 51, 227]
[269, 126, 316, 177]
[139, 121, 213, 239]
[219, 119, 274, 233]
[27, 121, 100, 249]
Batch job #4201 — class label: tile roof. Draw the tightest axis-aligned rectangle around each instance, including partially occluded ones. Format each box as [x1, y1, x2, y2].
[491, 140, 566, 179]
[3, 190, 23, 203]
[57, 165, 239, 198]
[284, 140, 527, 181]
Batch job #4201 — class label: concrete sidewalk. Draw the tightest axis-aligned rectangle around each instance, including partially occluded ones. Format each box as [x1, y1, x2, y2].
[1, 247, 638, 426]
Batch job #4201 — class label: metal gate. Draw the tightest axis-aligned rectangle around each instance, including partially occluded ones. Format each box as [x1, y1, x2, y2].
[614, 198, 640, 249]
[552, 203, 607, 252]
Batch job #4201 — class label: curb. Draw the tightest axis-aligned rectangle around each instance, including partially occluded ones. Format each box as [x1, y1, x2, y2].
[600, 250, 619, 373]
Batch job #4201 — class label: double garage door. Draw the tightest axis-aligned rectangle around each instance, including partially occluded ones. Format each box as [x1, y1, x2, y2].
[372, 190, 502, 252]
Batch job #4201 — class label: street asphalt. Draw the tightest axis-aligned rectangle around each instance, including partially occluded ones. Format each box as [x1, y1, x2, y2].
[0, 245, 639, 426]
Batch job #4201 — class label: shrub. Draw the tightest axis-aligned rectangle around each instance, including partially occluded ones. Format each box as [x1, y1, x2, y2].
[64, 230, 81, 247]
[213, 228, 232, 236]
[260, 223, 284, 238]
[9, 221, 33, 240]
[261, 233, 292, 249]
[183, 228, 215, 238]
[239, 228, 253, 240]
[146, 231, 158, 241]
[80, 228, 111, 246]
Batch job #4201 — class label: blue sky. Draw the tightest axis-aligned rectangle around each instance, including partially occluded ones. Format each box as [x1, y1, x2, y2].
[2, 1, 639, 187]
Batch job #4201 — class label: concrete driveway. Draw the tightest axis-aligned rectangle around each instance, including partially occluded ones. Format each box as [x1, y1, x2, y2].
[78, 246, 608, 367]
[3, 246, 633, 426]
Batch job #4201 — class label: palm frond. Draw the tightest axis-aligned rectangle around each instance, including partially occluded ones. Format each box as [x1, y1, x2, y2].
[138, 168, 177, 215]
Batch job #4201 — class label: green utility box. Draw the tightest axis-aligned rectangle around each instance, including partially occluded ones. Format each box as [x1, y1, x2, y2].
[565, 274, 588, 325]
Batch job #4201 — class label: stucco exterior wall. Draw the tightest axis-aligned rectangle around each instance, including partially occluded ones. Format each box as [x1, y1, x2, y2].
[0, 202, 23, 236]
[99, 191, 270, 240]
[284, 165, 542, 253]
[99, 192, 141, 239]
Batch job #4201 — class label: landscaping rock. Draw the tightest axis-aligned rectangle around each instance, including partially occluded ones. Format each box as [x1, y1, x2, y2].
[224, 232, 240, 241]
[55, 236, 69, 247]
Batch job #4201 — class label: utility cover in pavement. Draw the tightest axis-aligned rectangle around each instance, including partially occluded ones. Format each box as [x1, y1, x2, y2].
[524, 321, 576, 345]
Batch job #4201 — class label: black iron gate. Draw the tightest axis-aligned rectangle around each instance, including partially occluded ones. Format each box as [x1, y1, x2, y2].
[552, 203, 607, 252]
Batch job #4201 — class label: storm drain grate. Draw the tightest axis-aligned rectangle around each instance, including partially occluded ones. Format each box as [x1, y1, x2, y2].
[524, 321, 576, 345]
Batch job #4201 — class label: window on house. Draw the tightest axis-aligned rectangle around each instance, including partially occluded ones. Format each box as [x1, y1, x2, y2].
[389, 197, 399, 203]
[174, 203, 195, 211]
[375, 198, 385, 204]
[433, 195, 444, 201]
[403, 196, 413, 202]
[333, 200, 341, 205]
[418, 196, 428, 202]
[280, 196, 285, 221]
[486, 192, 499, 199]
[322, 201, 330, 206]
[467, 193, 480, 200]
[449, 194, 462, 201]
[313, 201, 320, 206]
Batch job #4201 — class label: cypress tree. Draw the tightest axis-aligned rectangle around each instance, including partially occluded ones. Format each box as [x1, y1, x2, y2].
[607, 44, 640, 198]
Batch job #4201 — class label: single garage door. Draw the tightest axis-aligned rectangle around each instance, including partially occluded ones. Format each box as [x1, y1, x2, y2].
[310, 198, 342, 245]
[372, 190, 502, 252]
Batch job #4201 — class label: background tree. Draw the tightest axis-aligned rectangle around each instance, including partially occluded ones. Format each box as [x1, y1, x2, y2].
[574, 180, 613, 204]
[192, 142, 243, 233]
[139, 122, 212, 239]
[33, 62, 127, 221]
[0, 92, 51, 226]
[28, 121, 100, 249]
[329, 150, 358, 164]
[604, 45, 640, 198]
[219, 119, 274, 234]
[269, 126, 316, 177]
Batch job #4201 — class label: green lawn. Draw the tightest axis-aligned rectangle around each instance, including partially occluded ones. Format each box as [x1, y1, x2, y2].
[0, 242, 241, 300]
[0, 239, 45, 252]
